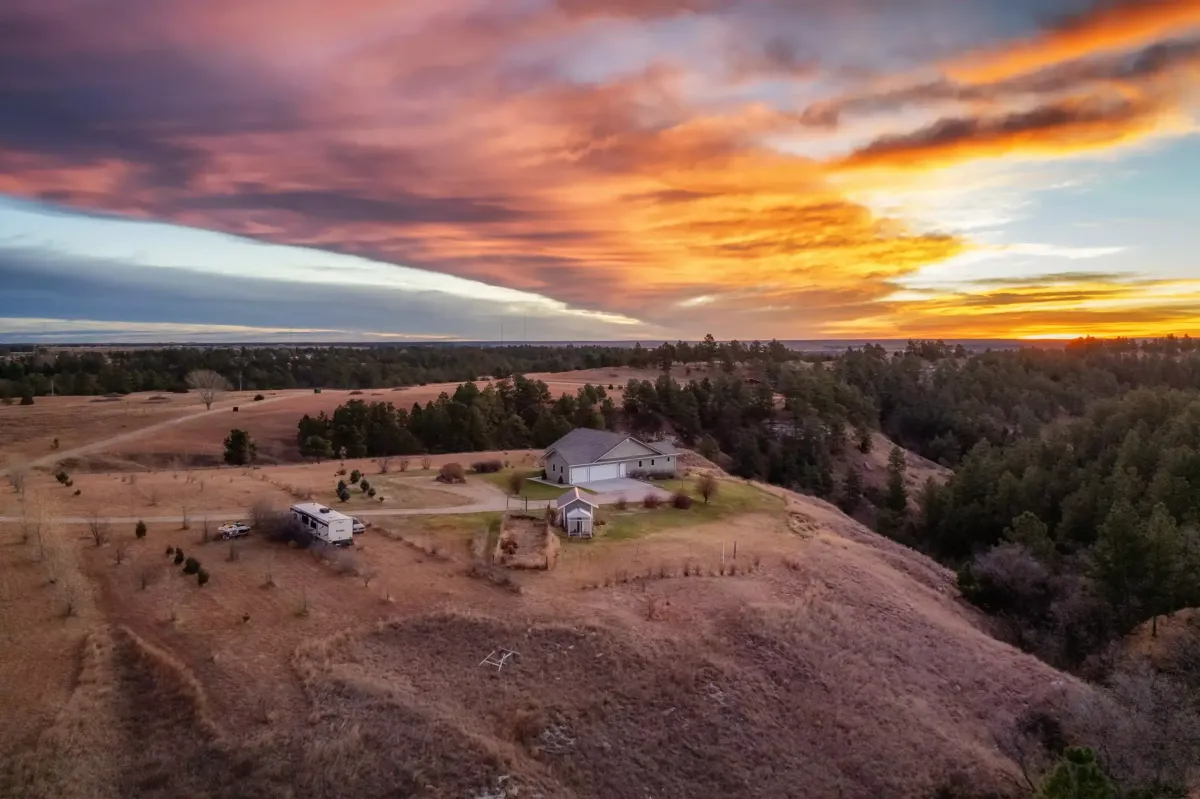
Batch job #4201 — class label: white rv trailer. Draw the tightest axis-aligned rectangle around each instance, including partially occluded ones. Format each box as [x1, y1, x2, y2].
[289, 503, 354, 547]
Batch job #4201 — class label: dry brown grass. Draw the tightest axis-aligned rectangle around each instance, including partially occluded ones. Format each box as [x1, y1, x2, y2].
[2, 457, 1105, 798]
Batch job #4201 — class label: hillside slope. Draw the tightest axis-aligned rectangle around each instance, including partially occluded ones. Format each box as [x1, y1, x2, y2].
[2, 476, 1097, 799]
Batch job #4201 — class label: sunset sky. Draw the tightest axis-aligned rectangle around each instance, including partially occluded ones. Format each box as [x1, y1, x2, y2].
[1, 0, 1199, 342]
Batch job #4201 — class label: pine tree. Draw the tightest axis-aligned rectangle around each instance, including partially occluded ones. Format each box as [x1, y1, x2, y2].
[1035, 748, 1114, 799]
[1143, 503, 1183, 637]
[1005, 511, 1055, 562]
[135, 520, 147, 539]
[1091, 499, 1151, 627]
[885, 446, 908, 514]
[223, 428, 257, 466]
[838, 468, 863, 514]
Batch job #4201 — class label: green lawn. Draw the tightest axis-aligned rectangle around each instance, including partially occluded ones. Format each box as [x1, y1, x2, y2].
[481, 469, 578, 500]
[601, 479, 784, 541]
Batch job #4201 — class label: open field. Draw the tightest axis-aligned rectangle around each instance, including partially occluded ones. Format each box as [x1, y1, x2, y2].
[3, 367, 714, 475]
[0, 453, 546, 520]
[0, 463, 1103, 798]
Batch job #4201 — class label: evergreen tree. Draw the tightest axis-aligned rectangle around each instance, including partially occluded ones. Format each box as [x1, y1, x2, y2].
[1035, 748, 1114, 799]
[1005, 511, 1055, 563]
[885, 446, 908, 514]
[838, 468, 863, 514]
[1091, 499, 1151, 627]
[223, 428, 257, 466]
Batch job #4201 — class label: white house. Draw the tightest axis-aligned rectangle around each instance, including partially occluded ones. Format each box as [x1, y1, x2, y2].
[543, 428, 677, 485]
[556, 487, 598, 538]
[290, 503, 354, 547]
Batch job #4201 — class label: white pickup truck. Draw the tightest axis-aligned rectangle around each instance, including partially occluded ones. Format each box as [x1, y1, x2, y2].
[218, 522, 251, 540]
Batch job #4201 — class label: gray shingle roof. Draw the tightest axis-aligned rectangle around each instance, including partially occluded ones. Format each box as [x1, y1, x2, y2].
[546, 428, 676, 465]
[556, 487, 597, 508]
[545, 428, 628, 466]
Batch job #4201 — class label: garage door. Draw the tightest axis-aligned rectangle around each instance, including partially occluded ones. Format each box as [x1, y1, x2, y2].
[585, 462, 620, 482]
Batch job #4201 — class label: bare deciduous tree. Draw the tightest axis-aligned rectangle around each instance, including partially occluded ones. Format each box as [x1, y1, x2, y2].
[697, 473, 719, 505]
[359, 566, 377, 588]
[185, 369, 231, 410]
[113, 543, 128, 565]
[376, 456, 392, 474]
[87, 514, 109, 547]
[7, 456, 29, 496]
[180, 504, 190, 531]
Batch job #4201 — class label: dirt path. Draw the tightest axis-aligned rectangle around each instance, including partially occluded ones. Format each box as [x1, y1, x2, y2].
[1, 393, 300, 478]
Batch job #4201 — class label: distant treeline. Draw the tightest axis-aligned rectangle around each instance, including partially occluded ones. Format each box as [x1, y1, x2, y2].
[0, 335, 798, 399]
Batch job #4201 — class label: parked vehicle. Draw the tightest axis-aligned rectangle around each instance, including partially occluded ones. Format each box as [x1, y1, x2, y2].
[290, 503, 353, 547]
[218, 522, 251, 539]
[352, 517, 367, 535]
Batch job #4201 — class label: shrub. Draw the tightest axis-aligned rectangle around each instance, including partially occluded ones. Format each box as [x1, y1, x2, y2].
[350, 469, 361, 483]
[337, 485, 351, 502]
[336, 479, 347, 492]
[165, 545, 175, 556]
[183, 556, 201, 575]
[55, 469, 71, 486]
[471, 459, 503, 474]
[253, 394, 265, 401]
[672, 491, 693, 510]
[643, 493, 663, 509]
[174, 549, 185, 565]
[19, 393, 34, 406]
[398, 458, 410, 472]
[615, 496, 629, 510]
[73, 488, 81, 495]
[368, 487, 377, 498]
[135, 520, 147, 539]
[437, 462, 466, 483]
[313, 388, 322, 393]
[421, 455, 431, 470]
[197, 568, 210, 587]
[359, 478, 371, 493]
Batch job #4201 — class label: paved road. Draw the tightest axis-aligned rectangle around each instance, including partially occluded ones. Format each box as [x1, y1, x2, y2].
[1, 392, 299, 477]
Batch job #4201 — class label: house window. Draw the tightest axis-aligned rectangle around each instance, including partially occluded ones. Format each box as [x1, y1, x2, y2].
[651, 459, 655, 465]
[638, 460, 642, 467]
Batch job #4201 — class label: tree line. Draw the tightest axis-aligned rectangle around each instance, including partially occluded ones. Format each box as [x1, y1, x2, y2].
[0, 335, 800, 399]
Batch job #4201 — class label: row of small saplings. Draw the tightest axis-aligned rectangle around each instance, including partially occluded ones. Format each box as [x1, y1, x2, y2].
[163, 545, 211, 586]
[333, 468, 381, 502]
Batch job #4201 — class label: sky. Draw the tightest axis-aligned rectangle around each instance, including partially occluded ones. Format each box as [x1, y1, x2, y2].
[1, 0, 1199, 342]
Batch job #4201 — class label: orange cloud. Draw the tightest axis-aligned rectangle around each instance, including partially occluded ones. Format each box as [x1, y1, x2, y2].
[832, 95, 1167, 171]
[948, 0, 1200, 82]
[828, 278, 1200, 339]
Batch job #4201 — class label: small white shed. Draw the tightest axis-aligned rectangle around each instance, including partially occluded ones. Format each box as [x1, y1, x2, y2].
[556, 488, 598, 539]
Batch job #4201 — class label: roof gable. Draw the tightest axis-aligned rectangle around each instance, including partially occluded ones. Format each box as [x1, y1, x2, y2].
[597, 437, 661, 461]
[545, 427, 673, 465]
[556, 487, 598, 508]
[544, 428, 627, 466]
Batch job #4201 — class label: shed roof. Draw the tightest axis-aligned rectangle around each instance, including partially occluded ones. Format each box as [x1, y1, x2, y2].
[556, 487, 598, 509]
[545, 428, 673, 465]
